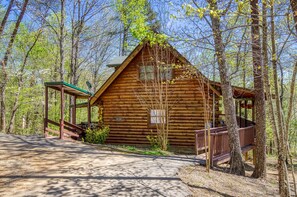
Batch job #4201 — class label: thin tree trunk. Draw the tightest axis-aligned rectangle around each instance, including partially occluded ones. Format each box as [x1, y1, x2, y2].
[0, 0, 15, 36]
[0, 0, 29, 132]
[207, 0, 245, 175]
[290, 0, 297, 33]
[250, 0, 266, 178]
[262, 0, 279, 148]
[59, 0, 65, 81]
[270, 2, 291, 196]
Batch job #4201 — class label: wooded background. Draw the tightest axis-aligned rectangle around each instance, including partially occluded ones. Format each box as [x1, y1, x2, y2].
[0, 0, 296, 154]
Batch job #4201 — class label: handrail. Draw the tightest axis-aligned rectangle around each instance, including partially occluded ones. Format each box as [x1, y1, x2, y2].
[195, 124, 256, 166]
[46, 119, 60, 126]
[64, 120, 84, 131]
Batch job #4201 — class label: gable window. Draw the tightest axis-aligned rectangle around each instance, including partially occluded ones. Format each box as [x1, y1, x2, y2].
[160, 65, 173, 80]
[150, 109, 166, 124]
[139, 64, 173, 81]
[140, 65, 155, 81]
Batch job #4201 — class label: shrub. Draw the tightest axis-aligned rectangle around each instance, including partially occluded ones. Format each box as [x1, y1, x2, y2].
[146, 134, 159, 149]
[84, 126, 109, 144]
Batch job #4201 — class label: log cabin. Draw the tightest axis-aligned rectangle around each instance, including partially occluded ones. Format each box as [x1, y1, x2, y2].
[90, 41, 256, 148]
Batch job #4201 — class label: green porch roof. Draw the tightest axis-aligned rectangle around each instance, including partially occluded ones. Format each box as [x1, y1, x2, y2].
[44, 81, 92, 98]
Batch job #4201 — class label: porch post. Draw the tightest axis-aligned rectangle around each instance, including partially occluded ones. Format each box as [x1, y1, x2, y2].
[60, 86, 64, 139]
[235, 100, 238, 116]
[244, 100, 248, 127]
[239, 100, 242, 127]
[72, 96, 76, 125]
[87, 97, 91, 128]
[44, 86, 48, 137]
[252, 100, 255, 122]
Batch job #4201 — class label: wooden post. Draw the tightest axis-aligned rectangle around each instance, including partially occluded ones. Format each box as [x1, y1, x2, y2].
[60, 86, 64, 139]
[244, 100, 248, 127]
[239, 100, 242, 127]
[87, 97, 91, 128]
[212, 94, 215, 127]
[235, 100, 238, 116]
[44, 86, 48, 137]
[209, 135, 214, 167]
[252, 100, 255, 122]
[72, 96, 76, 125]
[244, 152, 249, 161]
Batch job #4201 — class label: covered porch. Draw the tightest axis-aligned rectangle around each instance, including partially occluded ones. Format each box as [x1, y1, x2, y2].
[196, 82, 256, 166]
[44, 81, 92, 140]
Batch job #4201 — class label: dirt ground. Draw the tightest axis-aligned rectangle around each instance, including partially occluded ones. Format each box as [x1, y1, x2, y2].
[179, 157, 296, 196]
[0, 133, 196, 196]
[1, 133, 295, 197]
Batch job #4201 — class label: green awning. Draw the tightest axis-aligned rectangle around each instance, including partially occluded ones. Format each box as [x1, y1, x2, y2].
[44, 81, 92, 98]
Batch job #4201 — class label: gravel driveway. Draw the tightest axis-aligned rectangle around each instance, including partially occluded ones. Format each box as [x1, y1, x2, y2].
[0, 133, 196, 196]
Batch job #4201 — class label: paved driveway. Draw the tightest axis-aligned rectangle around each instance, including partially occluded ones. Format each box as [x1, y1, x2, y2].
[0, 133, 196, 196]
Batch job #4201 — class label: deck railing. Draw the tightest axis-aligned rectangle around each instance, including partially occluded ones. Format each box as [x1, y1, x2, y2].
[44, 118, 84, 139]
[195, 124, 255, 166]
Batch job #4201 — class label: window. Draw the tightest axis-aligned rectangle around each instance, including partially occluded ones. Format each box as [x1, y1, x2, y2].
[139, 64, 173, 81]
[140, 65, 154, 81]
[160, 65, 173, 80]
[150, 109, 166, 124]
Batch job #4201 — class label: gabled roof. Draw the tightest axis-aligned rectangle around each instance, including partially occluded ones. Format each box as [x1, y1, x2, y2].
[90, 41, 254, 106]
[90, 41, 222, 105]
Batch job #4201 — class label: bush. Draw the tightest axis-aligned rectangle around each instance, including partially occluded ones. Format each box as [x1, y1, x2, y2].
[84, 126, 109, 144]
[146, 134, 160, 149]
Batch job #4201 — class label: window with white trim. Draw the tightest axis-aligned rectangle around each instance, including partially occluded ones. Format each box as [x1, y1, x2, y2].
[150, 109, 166, 124]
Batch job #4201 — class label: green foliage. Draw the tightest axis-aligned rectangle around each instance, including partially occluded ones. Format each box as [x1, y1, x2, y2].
[84, 126, 110, 144]
[146, 134, 160, 149]
[120, 145, 168, 156]
[116, 0, 166, 45]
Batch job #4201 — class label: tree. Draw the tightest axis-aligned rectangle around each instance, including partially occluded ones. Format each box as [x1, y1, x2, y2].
[0, 0, 15, 36]
[116, 0, 161, 55]
[7, 29, 42, 133]
[249, 0, 266, 178]
[0, 0, 29, 132]
[206, 0, 245, 175]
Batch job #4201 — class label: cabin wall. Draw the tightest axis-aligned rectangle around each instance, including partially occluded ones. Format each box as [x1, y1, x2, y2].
[99, 45, 220, 146]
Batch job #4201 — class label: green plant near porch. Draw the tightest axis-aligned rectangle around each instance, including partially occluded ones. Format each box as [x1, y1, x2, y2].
[84, 126, 109, 144]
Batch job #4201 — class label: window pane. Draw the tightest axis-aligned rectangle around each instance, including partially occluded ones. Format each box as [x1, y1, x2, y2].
[160, 65, 172, 80]
[151, 117, 158, 124]
[140, 65, 154, 81]
[150, 109, 166, 124]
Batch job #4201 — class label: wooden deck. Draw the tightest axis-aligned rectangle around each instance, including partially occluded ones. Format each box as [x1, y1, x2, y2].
[195, 122, 255, 166]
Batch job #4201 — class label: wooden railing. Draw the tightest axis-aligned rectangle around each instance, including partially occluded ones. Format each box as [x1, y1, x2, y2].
[44, 118, 84, 139]
[195, 125, 255, 166]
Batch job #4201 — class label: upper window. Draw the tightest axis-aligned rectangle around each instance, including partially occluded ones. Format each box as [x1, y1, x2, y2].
[140, 65, 155, 81]
[139, 64, 173, 81]
[159, 66, 173, 80]
[150, 109, 166, 124]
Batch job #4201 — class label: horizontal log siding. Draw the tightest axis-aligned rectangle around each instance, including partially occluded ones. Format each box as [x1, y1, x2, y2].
[100, 46, 220, 146]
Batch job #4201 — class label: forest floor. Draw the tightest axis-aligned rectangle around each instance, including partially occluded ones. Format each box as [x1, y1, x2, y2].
[179, 156, 297, 196]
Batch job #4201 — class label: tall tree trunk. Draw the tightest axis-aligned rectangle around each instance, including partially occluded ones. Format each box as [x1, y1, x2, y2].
[262, 0, 279, 147]
[250, 0, 266, 178]
[270, 2, 291, 196]
[0, 0, 29, 132]
[207, 0, 245, 175]
[290, 0, 297, 33]
[0, 0, 15, 36]
[59, 0, 65, 81]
